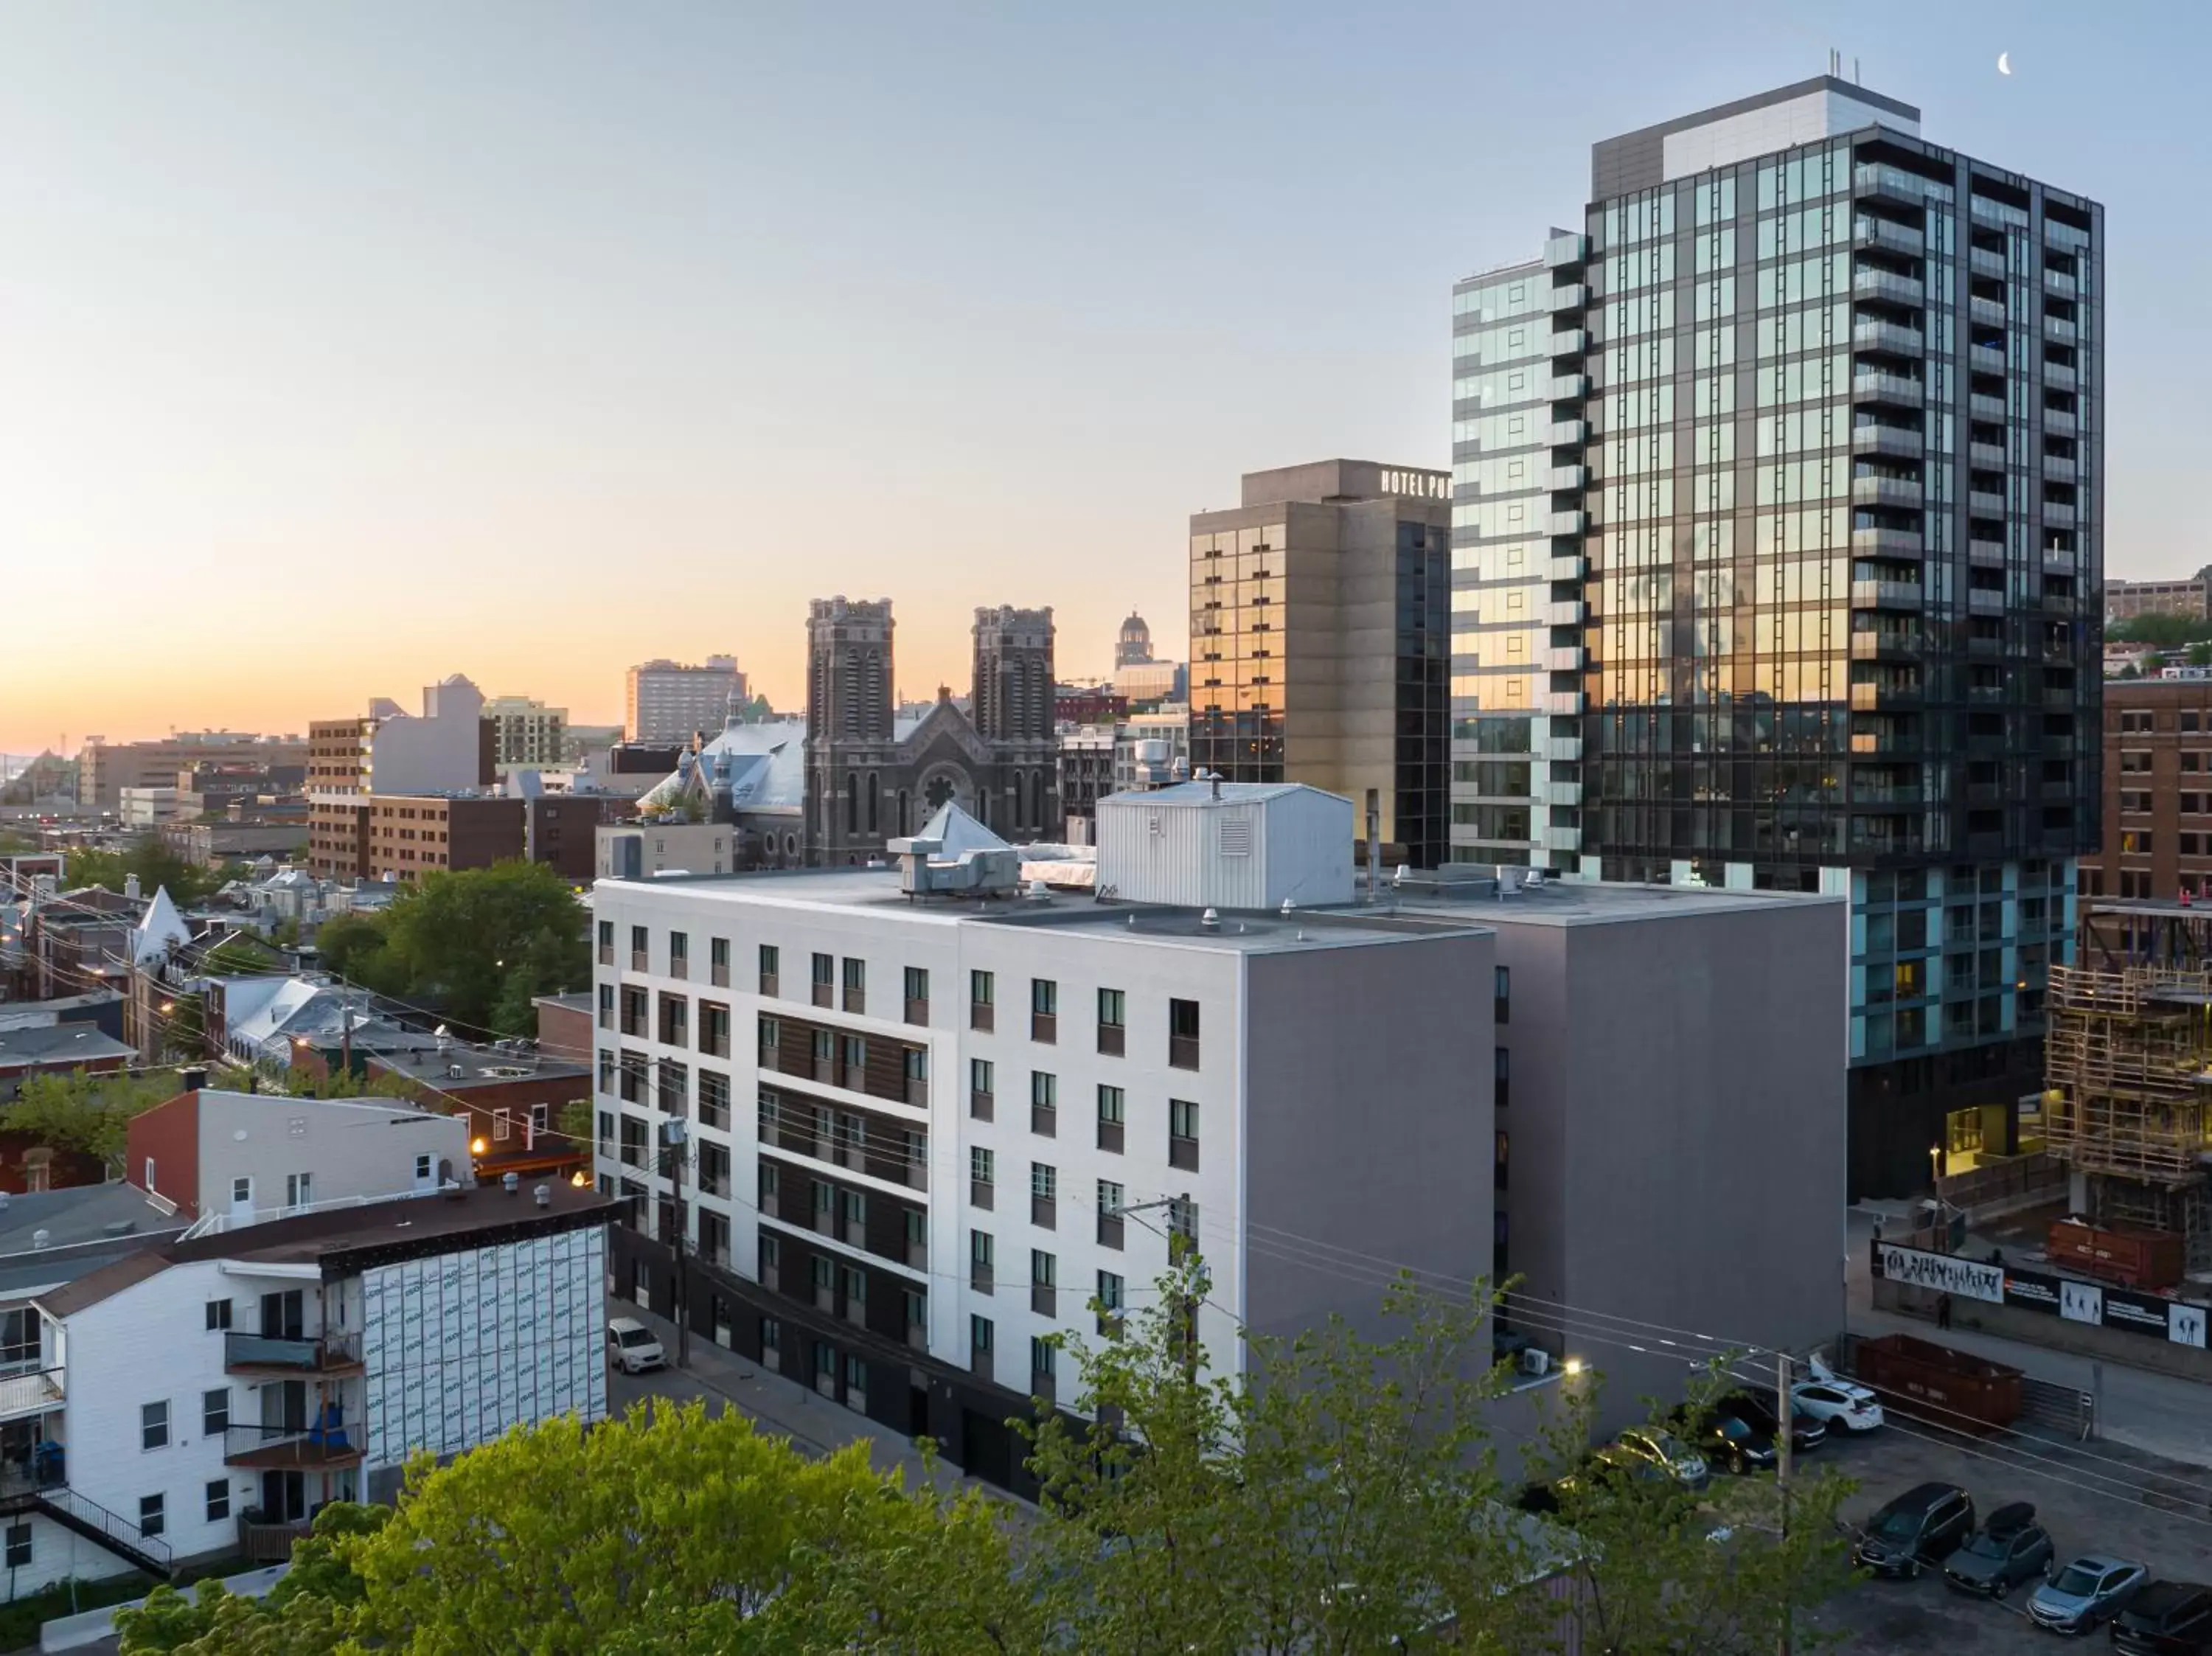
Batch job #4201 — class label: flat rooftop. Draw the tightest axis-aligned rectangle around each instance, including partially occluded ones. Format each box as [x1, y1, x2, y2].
[598, 865, 1835, 946]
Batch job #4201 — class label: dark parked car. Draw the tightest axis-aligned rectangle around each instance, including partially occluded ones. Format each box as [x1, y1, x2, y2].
[2112, 1579, 2212, 1654]
[2026, 1553, 2147, 1634]
[1672, 1410, 1775, 1475]
[1939, 1502, 2051, 1598]
[1714, 1390, 1827, 1455]
[1854, 1482, 1975, 1579]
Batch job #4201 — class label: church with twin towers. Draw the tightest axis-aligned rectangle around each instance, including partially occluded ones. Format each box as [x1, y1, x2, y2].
[802, 596, 1062, 864]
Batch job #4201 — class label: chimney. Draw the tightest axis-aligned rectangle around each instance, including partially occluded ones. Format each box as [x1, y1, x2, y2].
[124, 874, 141, 901]
[502, 1172, 520, 1195]
[533, 1183, 551, 1208]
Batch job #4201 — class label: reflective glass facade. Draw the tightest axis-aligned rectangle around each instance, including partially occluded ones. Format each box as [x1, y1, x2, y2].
[1455, 82, 2103, 1193]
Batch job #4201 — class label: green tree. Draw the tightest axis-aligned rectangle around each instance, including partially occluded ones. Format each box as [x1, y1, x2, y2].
[2186, 641, 2212, 669]
[0, 1068, 182, 1169]
[64, 838, 222, 905]
[2143, 652, 2171, 675]
[116, 1503, 383, 1655]
[119, 1406, 1034, 1655]
[378, 861, 589, 1037]
[1524, 1365, 1857, 1655]
[2110, 613, 2212, 648]
[1024, 1256, 1547, 1655]
[164, 991, 206, 1061]
[308, 912, 398, 993]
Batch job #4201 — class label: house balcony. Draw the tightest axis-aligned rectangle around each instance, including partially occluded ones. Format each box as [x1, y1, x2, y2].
[1851, 526, 1922, 558]
[1548, 509, 1587, 537]
[0, 1368, 63, 1426]
[2046, 362, 2078, 392]
[2046, 408, 2078, 435]
[1969, 344, 2006, 375]
[1548, 599, 1586, 626]
[1549, 780, 1582, 808]
[225, 1422, 364, 1472]
[1970, 393, 2008, 423]
[2045, 501, 2078, 527]
[1544, 231, 1589, 268]
[1546, 824, 1582, 854]
[1854, 371, 1924, 408]
[1969, 441, 2008, 469]
[1969, 490, 2008, 518]
[1970, 296, 2008, 327]
[1968, 540, 2006, 569]
[1854, 217, 1922, 258]
[225, 1332, 364, 1378]
[1852, 319, 1924, 357]
[1853, 268, 1924, 307]
[1851, 630, 1919, 661]
[1547, 418, 1587, 447]
[1548, 282, 1588, 312]
[1969, 246, 2008, 279]
[2045, 456, 2077, 483]
[1548, 374, 1590, 402]
[1852, 476, 1921, 509]
[1547, 646, 1584, 672]
[1851, 580, 1923, 610]
[1854, 163, 1942, 207]
[1548, 552, 1585, 581]
[2042, 548, 2077, 575]
[1969, 588, 2008, 615]
[2045, 267, 2079, 299]
[1545, 691, 1585, 717]
[1547, 464, 1587, 490]
[1851, 423, 1923, 459]
[2046, 315, 2078, 344]
[1548, 327, 1588, 357]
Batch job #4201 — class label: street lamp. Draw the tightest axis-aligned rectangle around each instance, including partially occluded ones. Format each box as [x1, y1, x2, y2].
[470, 1136, 487, 1157]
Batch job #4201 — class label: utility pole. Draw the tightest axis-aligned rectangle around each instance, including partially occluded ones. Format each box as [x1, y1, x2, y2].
[662, 1115, 691, 1368]
[1777, 1349, 1793, 1656]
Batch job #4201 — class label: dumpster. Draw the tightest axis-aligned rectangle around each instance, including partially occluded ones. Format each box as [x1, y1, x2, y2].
[2045, 1220, 2184, 1291]
[1852, 1333, 2023, 1434]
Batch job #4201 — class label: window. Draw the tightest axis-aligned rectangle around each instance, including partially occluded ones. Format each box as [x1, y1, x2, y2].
[3, 1525, 27, 1568]
[232, 1177, 251, 1207]
[1168, 1195, 1197, 1246]
[669, 930, 689, 977]
[138, 1494, 164, 1538]
[843, 956, 866, 1012]
[699, 1071, 731, 1129]
[144, 1157, 156, 1191]
[1032, 978, 1057, 1015]
[970, 1229, 995, 1289]
[812, 952, 835, 1005]
[1169, 1099, 1200, 1171]
[759, 944, 780, 993]
[1098, 1270, 1124, 1332]
[658, 992, 689, 1046]
[205, 1298, 233, 1332]
[1495, 1046, 1510, 1110]
[971, 1314, 994, 1357]
[970, 970, 995, 1030]
[1495, 964, 1512, 1024]
[700, 1002, 731, 1057]
[970, 1057, 995, 1119]
[142, 1401, 169, 1451]
[1169, 998, 1200, 1069]
[202, 1387, 229, 1436]
[597, 919, 613, 964]
[1495, 1130, 1510, 1191]
[205, 1479, 230, 1524]
[710, 936, 730, 987]
[530, 1102, 548, 1142]
[1031, 1071, 1057, 1135]
[1032, 1161, 1057, 1200]
[1031, 1335, 1056, 1380]
[630, 925, 648, 967]
[597, 981, 613, 1029]
[1032, 1249, 1057, 1289]
[905, 967, 929, 1010]
[971, 1147, 995, 1186]
[493, 1108, 512, 1144]
[1097, 987, 1126, 1055]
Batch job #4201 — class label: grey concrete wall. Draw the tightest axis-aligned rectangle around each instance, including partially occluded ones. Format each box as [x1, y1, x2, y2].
[1242, 930, 1494, 1349]
[1549, 899, 1848, 1428]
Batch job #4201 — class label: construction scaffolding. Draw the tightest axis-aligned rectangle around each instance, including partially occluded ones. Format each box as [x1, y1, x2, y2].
[2044, 961, 2212, 1267]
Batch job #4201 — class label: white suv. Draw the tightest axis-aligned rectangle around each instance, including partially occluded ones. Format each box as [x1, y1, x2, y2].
[607, 1316, 667, 1374]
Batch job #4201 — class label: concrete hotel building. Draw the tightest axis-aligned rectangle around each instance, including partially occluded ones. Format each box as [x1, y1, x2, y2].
[1189, 461, 1453, 869]
[1452, 76, 2100, 1195]
[626, 658, 748, 745]
[484, 696, 568, 768]
[589, 787, 1843, 1489]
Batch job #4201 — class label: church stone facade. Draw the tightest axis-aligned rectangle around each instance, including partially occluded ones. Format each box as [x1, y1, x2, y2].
[804, 598, 1062, 864]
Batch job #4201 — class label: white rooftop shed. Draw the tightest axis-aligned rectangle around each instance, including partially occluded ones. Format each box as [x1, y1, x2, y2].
[1095, 782, 1352, 910]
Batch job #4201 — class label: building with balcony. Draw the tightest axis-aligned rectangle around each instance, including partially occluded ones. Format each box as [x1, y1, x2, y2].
[1454, 74, 2101, 1197]
[483, 696, 568, 768]
[1189, 462, 1453, 869]
[589, 785, 1846, 1492]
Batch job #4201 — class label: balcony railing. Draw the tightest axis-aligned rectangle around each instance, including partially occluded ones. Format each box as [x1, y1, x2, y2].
[225, 1332, 364, 1375]
[225, 1422, 363, 1471]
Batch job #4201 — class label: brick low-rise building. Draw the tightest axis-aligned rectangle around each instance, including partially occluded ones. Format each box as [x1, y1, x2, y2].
[2079, 677, 2212, 904]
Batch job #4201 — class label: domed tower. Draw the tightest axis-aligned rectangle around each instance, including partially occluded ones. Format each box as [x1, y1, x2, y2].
[1116, 610, 1154, 667]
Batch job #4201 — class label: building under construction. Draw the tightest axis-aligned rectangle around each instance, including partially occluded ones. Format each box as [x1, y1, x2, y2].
[2045, 900, 2212, 1268]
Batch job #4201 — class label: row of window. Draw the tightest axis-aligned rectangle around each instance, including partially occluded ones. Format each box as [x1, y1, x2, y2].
[599, 923, 1201, 1068]
[966, 1068, 1199, 1165]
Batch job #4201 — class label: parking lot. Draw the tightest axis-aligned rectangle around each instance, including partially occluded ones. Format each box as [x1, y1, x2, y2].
[1804, 1414, 2212, 1652]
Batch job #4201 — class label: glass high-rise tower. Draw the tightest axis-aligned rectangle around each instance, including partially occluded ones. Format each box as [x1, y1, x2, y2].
[1452, 77, 2101, 1196]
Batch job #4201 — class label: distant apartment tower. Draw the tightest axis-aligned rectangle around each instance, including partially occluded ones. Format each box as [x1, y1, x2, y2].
[625, 656, 747, 744]
[1189, 461, 1452, 868]
[1453, 75, 2101, 1195]
[77, 733, 309, 814]
[484, 696, 568, 766]
[2105, 571, 2212, 624]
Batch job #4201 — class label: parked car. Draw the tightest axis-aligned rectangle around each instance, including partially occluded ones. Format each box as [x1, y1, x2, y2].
[1853, 1482, 1975, 1579]
[1602, 1428, 1710, 1491]
[1714, 1390, 1828, 1455]
[1939, 1501, 2052, 1598]
[2111, 1579, 2212, 1654]
[1672, 1410, 1776, 1475]
[2025, 1554, 2147, 1634]
[606, 1315, 667, 1374]
[1793, 1377, 1886, 1433]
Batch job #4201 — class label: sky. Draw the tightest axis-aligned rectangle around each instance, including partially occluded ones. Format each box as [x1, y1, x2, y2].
[1, 0, 2201, 755]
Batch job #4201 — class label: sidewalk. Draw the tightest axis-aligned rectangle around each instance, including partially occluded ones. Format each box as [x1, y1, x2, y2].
[606, 1296, 1011, 1501]
[1843, 1211, 2212, 1467]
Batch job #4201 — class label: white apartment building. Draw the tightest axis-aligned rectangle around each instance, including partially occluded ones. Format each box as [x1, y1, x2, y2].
[590, 788, 1492, 1491]
[625, 657, 748, 745]
[0, 1087, 611, 1599]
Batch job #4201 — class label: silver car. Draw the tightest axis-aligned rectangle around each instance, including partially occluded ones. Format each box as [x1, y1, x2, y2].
[2027, 1554, 2148, 1634]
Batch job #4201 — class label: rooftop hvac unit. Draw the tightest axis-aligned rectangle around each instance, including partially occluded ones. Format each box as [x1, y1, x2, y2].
[1520, 1347, 1551, 1378]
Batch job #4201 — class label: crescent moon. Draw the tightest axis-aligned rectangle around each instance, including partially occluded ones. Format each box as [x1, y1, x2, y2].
[1997, 51, 2011, 75]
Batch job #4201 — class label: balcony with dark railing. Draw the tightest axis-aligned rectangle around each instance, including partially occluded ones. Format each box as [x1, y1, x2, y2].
[225, 1420, 364, 1471]
[225, 1332, 364, 1377]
